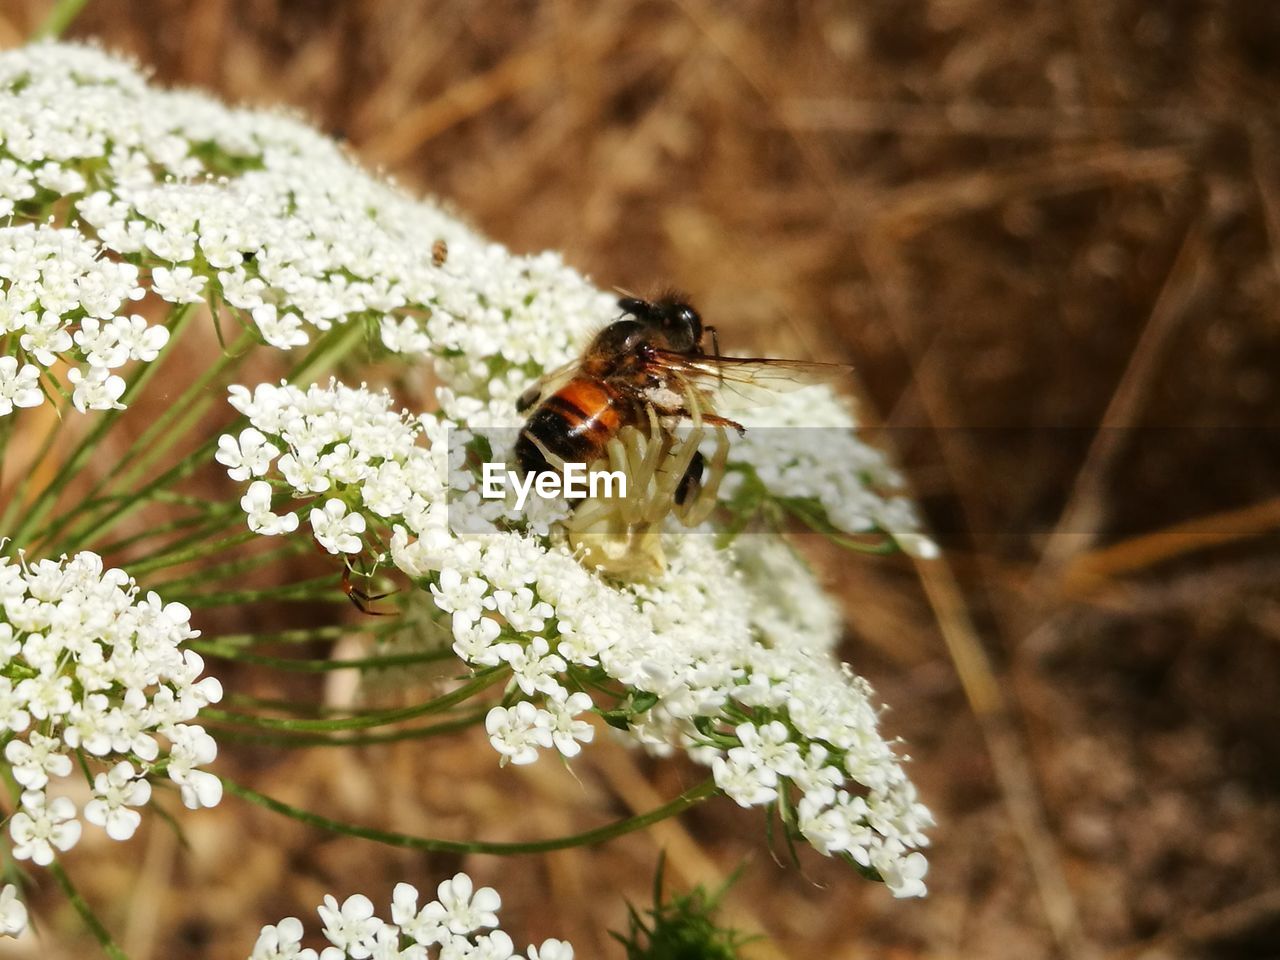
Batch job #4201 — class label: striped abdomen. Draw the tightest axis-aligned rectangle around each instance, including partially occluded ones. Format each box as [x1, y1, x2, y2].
[516, 378, 628, 477]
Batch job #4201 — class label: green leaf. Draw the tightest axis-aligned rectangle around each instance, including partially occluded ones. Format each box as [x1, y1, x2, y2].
[612, 851, 759, 960]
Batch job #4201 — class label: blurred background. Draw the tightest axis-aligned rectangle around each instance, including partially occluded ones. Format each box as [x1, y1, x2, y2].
[3, 1, 1280, 958]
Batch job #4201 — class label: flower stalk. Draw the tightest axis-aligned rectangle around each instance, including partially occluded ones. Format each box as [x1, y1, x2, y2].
[223, 776, 718, 856]
[48, 862, 128, 960]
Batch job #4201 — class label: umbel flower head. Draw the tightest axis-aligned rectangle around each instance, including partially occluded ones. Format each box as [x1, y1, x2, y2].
[0, 42, 933, 896]
[248, 873, 571, 960]
[0, 551, 223, 867]
[218, 384, 933, 886]
[0, 39, 607, 415]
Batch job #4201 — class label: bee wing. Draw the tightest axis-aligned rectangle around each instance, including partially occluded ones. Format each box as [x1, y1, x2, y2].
[645, 350, 852, 405]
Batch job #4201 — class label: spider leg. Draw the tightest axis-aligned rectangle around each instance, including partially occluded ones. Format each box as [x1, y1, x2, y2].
[615, 427, 655, 526]
[516, 384, 541, 413]
[571, 438, 629, 529]
[677, 422, 730, 526]
[341, 565, 396, 616]
[648, 381, 705, 522]
[674, 450, 704, 507]
[563, 422, 671, 579]
[525, 433, 569, 473]
[636, 403, 665, 492]
[632, 419, 677, 526]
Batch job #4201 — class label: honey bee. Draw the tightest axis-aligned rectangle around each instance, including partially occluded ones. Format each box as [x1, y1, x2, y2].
[515, 294, 841, 577]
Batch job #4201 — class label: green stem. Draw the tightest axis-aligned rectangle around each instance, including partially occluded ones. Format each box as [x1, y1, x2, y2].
[783, 500, 899, 554]
[210, 708, 486, 747]
[140, 540, 310, 594]
[203, 669, 505, 731]
[93, 508, 232, 562]
[33, 0, 90, 39]
[100, 327, 254, 499]
[30, 316, 232, 555]
[48, 861, 129, 960]
[222, 776, 717, 854]
[190, 643, 456, 672]
[223, 692, 355, 717]
[43, 432, 226, 556]
[0, 417, 13, 506]
[0, 395, 72, 545]
[124, 529, 260, 577]
[165, 575, 342, 609]
[10, 306, 195, 553]
[198, 625, 381, 648]
[44, 319, 365, 554]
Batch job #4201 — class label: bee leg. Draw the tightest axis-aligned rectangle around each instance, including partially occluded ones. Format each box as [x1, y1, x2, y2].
[677, 422, 729, 526]
[702, 412, 745, 434]
[705, 325, 725, 386]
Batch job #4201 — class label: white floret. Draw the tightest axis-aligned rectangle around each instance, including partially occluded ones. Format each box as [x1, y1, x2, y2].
[0, 550, 222, 866]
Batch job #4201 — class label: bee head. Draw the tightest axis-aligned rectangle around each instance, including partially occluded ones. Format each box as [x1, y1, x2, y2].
[667, 301, 702, 347]
[617, 294, 703, 352]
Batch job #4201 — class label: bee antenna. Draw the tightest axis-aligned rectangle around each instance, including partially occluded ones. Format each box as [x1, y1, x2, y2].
[612, 285, 646, 317]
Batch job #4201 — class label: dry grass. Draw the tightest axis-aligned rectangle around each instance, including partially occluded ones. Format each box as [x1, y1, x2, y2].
[3, 1, 1280, 957]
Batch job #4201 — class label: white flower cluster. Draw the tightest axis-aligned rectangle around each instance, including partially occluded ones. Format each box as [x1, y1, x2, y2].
[0, 223, 168, 415]
[0, 41, 930, 553]
[0, 551, 223, 867]
[217, 380, 452, 554]
[0, 41, 614, 388]
[221, 382, 933, 895]
[723, 387, 938, 556]
[248, 873, 573, 960]
[3, 40, 926, 538]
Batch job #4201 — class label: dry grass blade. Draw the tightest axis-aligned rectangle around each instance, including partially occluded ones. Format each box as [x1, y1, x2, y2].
[360, 46, 555, 166]
[1108, 886, 1280, 960]
[778, 99, 1203, 141]
[915, 557, 1093, 960]
[869, 147, 1191, 241]
[1061, 494, 1280, 597]
[860, 226, 1093, 959]
[1249, 118, 1280, 284]
[1034, 221, 1209, 582]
